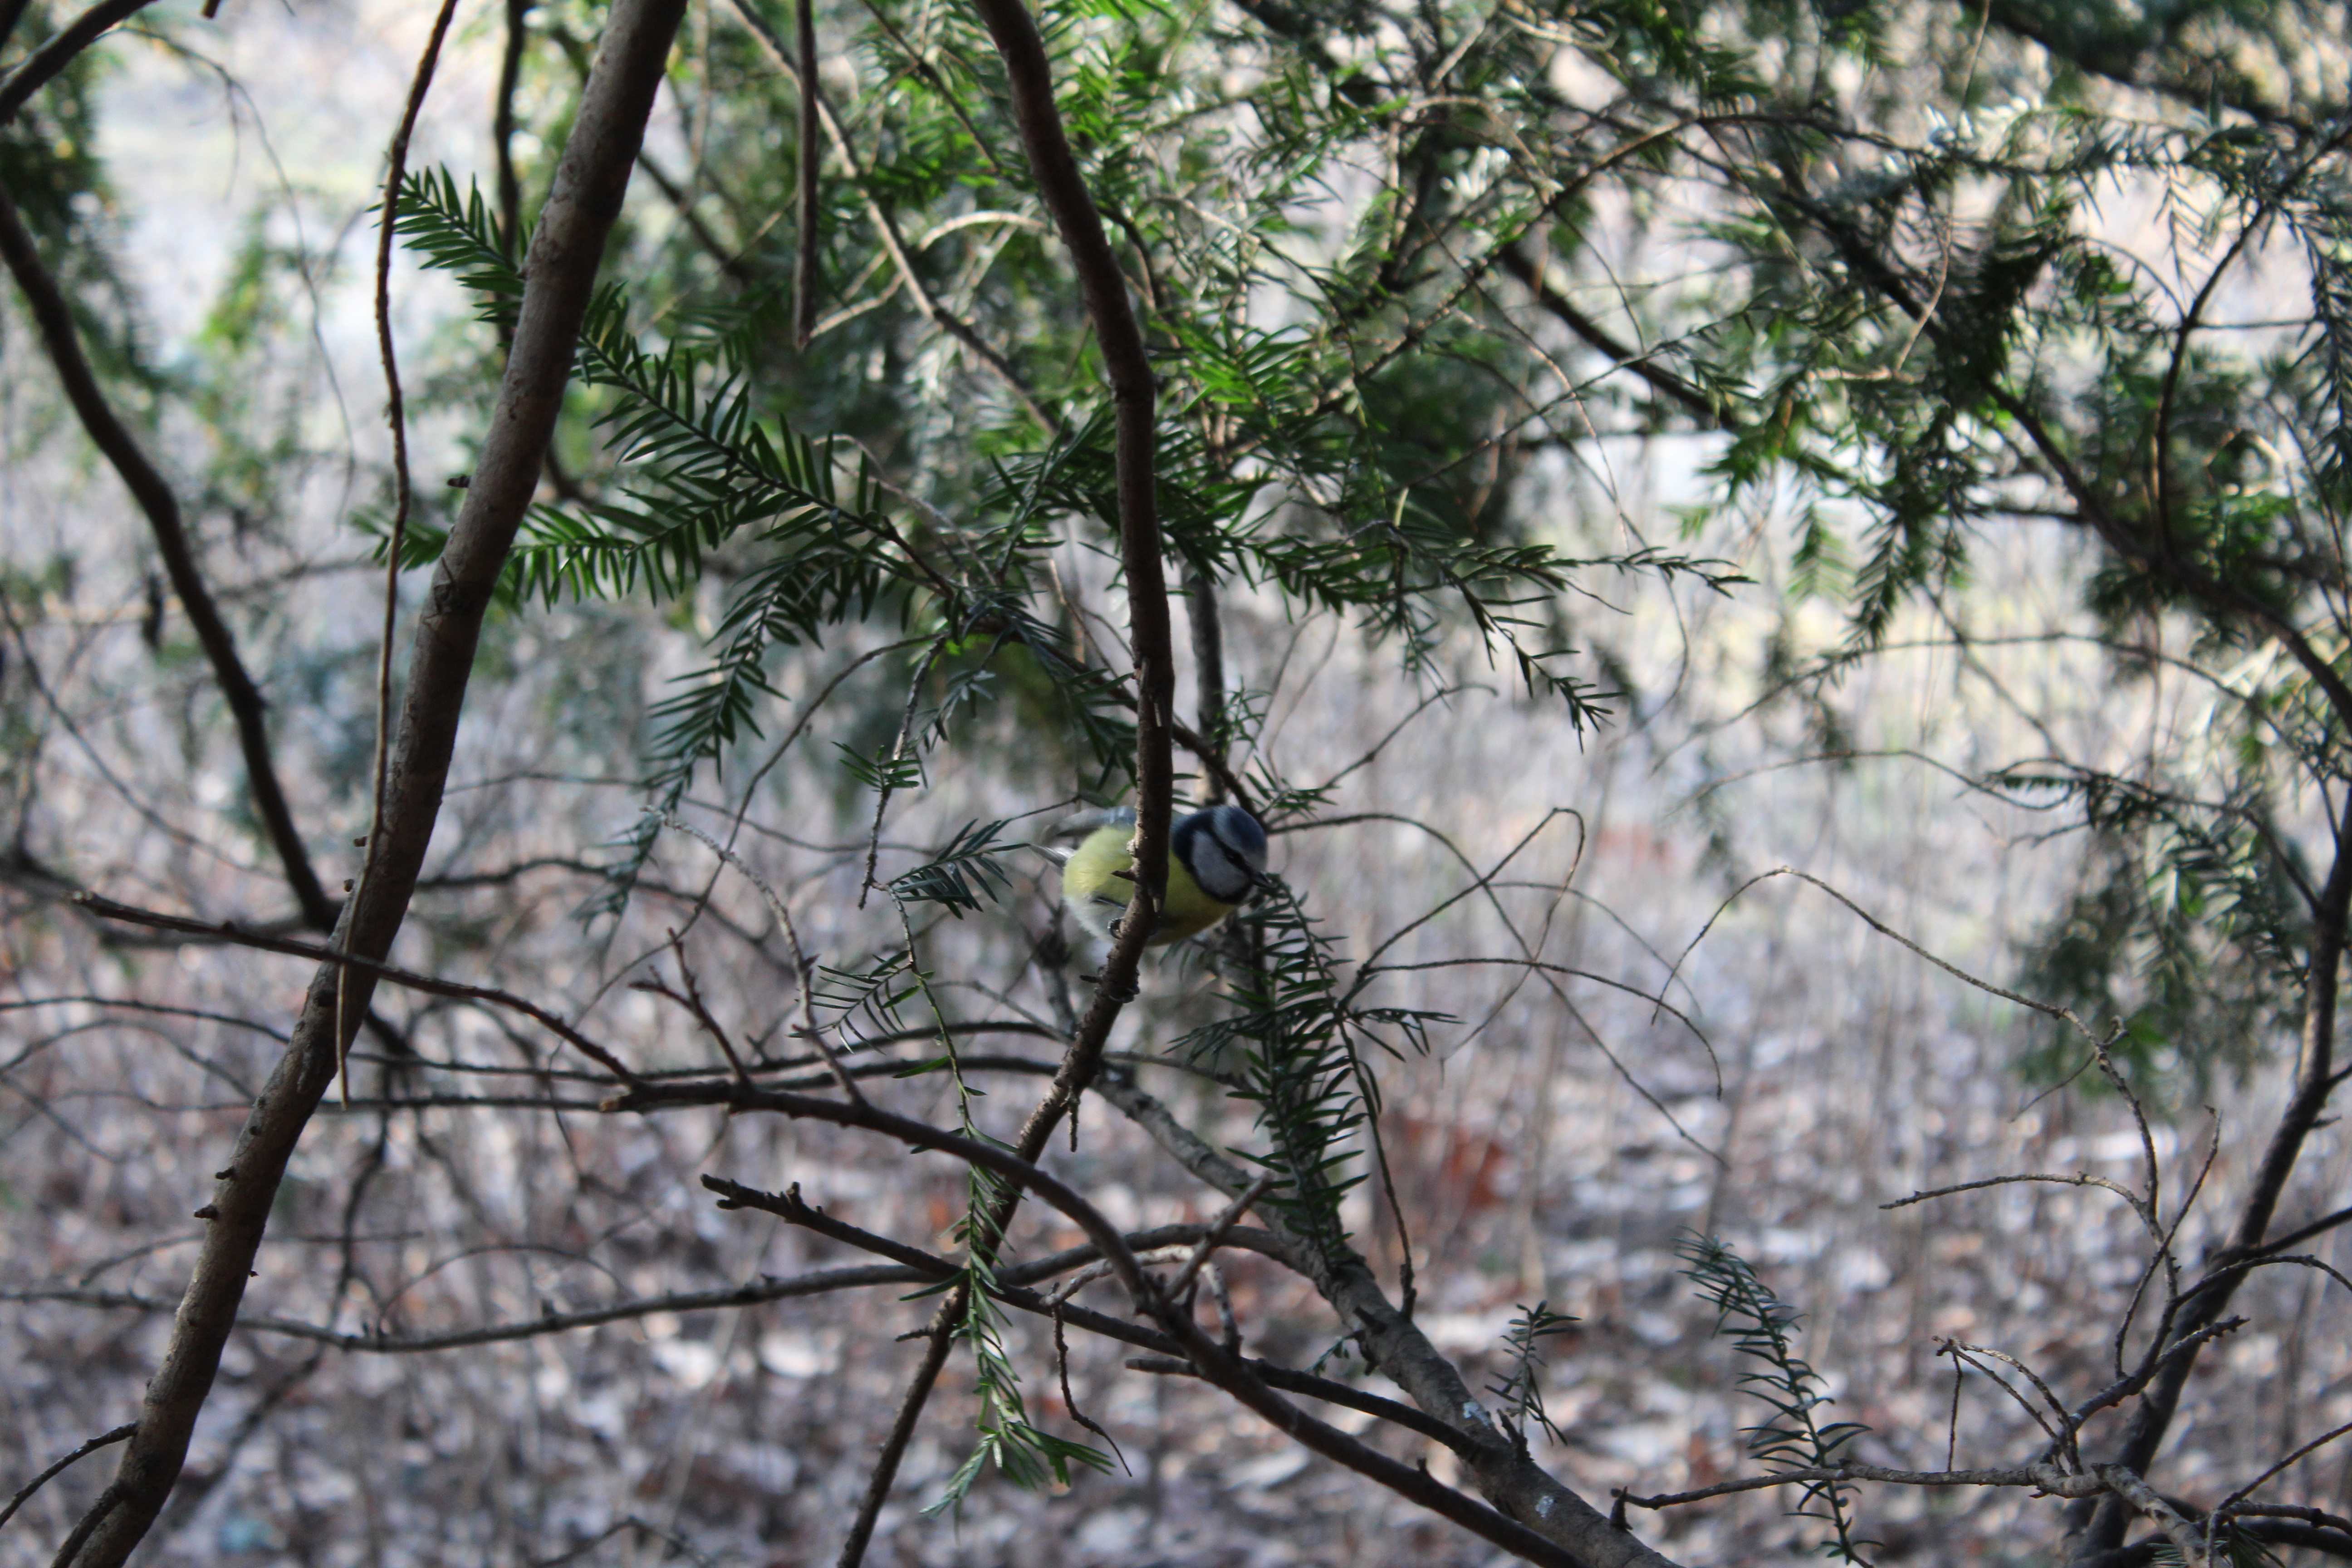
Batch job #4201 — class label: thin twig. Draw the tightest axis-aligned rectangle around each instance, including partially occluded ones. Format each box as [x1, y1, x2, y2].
[1166, 1176, 1273, 1304]
[74, 893, 641, 1084]
[342, 0, 465, 1106]
[0, 1424, 134, 1533]
[1884, 1171, 2158, 1239]
[632, 934, 755, 1088]
[2071, 1317, 2247, 1428]
[1052, 1305, 1127, 1472]
[646, 811, 863, 1102]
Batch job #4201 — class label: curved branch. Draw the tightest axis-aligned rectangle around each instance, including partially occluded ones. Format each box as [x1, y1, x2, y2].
[798, 4, 1179, 1558]
[0, 182, 336, 929]
[1039, 1060, 1686, 1566]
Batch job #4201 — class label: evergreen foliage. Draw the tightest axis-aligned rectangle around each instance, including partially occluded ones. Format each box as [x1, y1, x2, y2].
[1679, 1232, 1877, 1563]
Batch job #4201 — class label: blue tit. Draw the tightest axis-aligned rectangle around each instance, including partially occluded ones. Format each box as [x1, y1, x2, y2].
[1059, 804, 1269, 946]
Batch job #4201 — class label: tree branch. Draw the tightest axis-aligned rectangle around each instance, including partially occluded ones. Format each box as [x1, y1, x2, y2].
[0, 1425, 133, 1534]
[668, 1091, 1606, 1568]
[0, 0, 156, 124]
[1019, 1060, 1683, 1565]
[51, 2, 689, 1558]
[72, 893, 640, 1083]
[0, 181, 337, 930]
[763, 2, 1179, 1556]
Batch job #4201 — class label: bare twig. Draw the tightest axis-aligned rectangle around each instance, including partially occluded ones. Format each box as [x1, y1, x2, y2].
[2070, 1318, 2247, 1428]
[1052, 1307, 1127, 1473]
[646, 812, 862, 1102]
[2210, 1418, 2352, 1533]
[682, 1092, 1593, 1567]
[1165, 1175, 1273, 1304]
[342, 0, 465, 1105]
[696, 1183, 1474, 1460]
[73, 893, 641, 1084]
[7, 1269, 921, 1352]
[0, 1425, 133, 1534]
[1884, 1171, 2159, 1242]
[530, 1515, 717, 1568]
[633, 934, 756, 1088]
[1617, 1457, 2093, 1514]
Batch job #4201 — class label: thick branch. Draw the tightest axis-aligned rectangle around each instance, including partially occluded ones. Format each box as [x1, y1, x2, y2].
[1184, 563, 1227, 793]
[51, 3, 687, 1561]
[964, 0, 1172, 917]
[787, 4, 1177, 1556]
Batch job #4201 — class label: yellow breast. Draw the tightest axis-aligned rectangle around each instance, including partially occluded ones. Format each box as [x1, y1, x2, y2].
[1060, 823, 1237, 945]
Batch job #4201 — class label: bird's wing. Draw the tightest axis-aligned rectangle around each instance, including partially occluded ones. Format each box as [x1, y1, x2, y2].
[1048, 804, 1136, 842]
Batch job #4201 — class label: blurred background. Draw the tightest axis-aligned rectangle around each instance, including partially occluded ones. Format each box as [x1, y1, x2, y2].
[5, 1, 2350, 1563]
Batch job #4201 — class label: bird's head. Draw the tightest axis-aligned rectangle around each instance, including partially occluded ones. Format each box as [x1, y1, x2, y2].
[1175, 804, 1270, 904]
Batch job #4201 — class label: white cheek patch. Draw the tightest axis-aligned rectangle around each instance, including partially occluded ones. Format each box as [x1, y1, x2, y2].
[1191, 839, 1253, 902]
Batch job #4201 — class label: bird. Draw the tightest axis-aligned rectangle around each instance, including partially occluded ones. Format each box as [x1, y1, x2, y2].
[1056, 803, 1269, 947]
